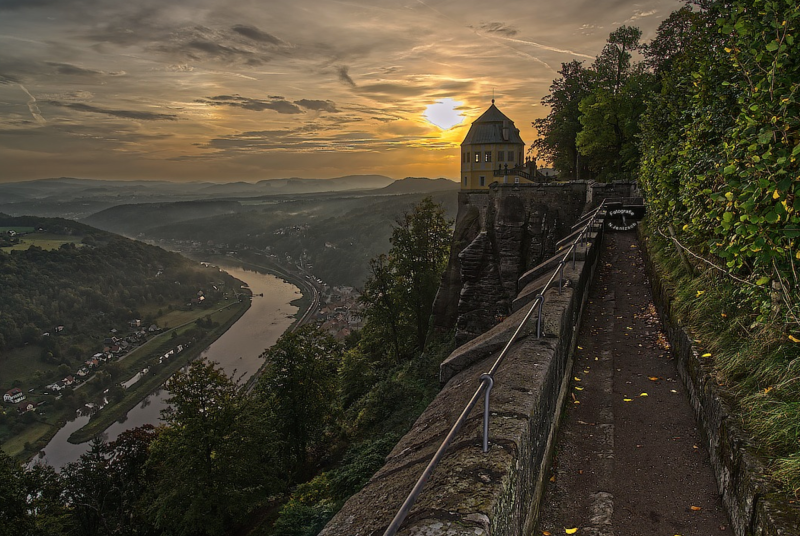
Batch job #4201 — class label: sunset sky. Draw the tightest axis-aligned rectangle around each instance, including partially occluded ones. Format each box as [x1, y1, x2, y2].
[0, 0, 682, 183]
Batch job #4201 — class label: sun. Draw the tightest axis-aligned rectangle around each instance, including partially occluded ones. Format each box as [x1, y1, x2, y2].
[423, 98, 464, 130]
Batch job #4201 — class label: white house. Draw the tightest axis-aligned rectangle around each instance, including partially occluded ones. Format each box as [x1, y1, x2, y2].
[4, 388, 25, 404]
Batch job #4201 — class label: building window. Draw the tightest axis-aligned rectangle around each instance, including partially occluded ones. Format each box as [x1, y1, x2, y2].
[514, 177, 520, 184]
[507, 151, 515, 163]
[485, 152, 492, 163]
[498, 151, 505, 162]
[479, 176, 485, 187]
[463, 176, 468, 186]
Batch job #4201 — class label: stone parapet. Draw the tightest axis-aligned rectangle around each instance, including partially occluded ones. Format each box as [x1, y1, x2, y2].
[321, 214, 604, 536]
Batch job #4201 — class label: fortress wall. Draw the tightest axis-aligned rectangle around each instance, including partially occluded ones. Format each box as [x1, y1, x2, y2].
[321, 217, 605, 536]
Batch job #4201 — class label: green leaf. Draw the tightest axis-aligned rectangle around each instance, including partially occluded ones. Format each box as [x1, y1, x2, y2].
[756, 276, 770, 285]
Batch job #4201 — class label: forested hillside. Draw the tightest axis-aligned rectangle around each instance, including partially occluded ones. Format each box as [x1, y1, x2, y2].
[0, 214, 236, 355]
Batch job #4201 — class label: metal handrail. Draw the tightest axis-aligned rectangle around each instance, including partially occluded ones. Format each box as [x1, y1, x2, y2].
[382, 202, 606, 536]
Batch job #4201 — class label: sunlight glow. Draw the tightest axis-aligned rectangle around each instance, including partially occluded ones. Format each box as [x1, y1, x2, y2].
[423, 98, 464, 130]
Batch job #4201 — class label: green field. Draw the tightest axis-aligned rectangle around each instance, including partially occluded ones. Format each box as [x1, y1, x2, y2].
[0, 345, 62, 393]
[0, 232, 84, 252]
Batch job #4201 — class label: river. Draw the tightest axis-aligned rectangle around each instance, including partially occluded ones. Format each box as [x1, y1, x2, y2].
[35, 265, 301, 469]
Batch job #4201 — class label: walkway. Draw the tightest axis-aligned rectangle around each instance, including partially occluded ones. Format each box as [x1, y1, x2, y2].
[537, 231, 731, 536]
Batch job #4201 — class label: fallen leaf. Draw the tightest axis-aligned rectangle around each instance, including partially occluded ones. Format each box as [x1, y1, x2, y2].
[640, 393, 648, 397]
[696, 290, 705, 297]
[578, 346, 583, 350]
[574, 377, 581, 382]
[575, 386, 584, 391]
[764, 386, 773, 394]
[671, 389, 677, 393]
[648, 376, 659, 381]
[702, 353, 712, 358]
[624, 398, 633, 402]
[549, 476, 556, 483]
[690, 506, 702, 511]
[565, 528, 578, 535]
[789, 335, 800, 343]
[543, 532, 551, 536]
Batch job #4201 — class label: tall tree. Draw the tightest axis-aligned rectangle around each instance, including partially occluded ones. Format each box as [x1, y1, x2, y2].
[359, 197, 451, 361]
[257, 326, 343, 480]
[145, 361, 269, 536]
[532, 61, 592, 177]
[576, 26, 654, 179]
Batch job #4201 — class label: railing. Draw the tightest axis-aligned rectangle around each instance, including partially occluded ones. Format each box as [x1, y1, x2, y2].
[382, 202, 607, 536]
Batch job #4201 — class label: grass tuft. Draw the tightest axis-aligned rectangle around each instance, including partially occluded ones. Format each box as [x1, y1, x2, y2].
[642, 219, 800, 496]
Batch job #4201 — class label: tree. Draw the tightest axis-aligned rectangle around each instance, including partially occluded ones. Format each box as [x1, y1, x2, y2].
[576, 26, 654, 180]
[257, 326, 343, 481]
[145, 361, 269, 536]
[359, 197, 452, 361]
[532, 61, 592, 177]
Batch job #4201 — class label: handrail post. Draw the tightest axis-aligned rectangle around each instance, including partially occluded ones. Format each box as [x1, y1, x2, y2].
[480, 374, 494, 453]
[536, 295, 545, 338]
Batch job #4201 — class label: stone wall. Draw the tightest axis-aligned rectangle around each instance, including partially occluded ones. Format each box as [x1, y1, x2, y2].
[320, 217, 604, 536]
[639, 230, 800, 536]
[431, 182, 590, 346]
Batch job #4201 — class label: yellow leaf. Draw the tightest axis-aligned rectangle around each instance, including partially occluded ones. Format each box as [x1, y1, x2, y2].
[565, 529, 578, 535]
[578, 346, 583, 350]
[574, 400, 580, 404]
[696, 290, 705, 297]
[574, 377, 581, 382]
[640, 393, 648, 397]
[575, 386, 584, 391]
[773, 189, 780, 200]
[789, 335, 800, 343]
[702, 353, 712, 357]
[648, 376, 659, 381]
[543, 531, 552, 535]
[764, 386, 773, 394]
[690, 505, 702, 511]
[796, 250, 800, 260]
[624, 398, 633, 402]
[549, 476, 555, 483]
[682, 224, 689, 231]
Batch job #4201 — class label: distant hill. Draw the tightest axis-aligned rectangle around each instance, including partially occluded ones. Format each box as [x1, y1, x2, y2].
[196, 175, 394, 197]
[376, 177, 459, 195]
[0, 176, 396, 219]
[82, 200, 243, 237]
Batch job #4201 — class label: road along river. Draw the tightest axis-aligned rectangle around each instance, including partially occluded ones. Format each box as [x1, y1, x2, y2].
[36, 266, 301, 469]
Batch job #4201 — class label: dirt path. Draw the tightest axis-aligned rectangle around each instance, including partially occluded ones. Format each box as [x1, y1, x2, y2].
[536, 231, 731, 536]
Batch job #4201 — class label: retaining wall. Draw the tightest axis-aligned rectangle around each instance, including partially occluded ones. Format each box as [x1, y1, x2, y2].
[639, 229, 800, 536]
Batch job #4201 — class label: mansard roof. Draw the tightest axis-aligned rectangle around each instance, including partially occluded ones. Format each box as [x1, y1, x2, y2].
[461, 102, 525, 146]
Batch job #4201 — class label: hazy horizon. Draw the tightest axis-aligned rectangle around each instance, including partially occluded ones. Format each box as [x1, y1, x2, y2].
[0, 0, 682, 184]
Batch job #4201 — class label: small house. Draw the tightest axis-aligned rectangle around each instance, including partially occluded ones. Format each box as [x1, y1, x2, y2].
[4, 388, 25, 404]
[18, 401, 35, 413]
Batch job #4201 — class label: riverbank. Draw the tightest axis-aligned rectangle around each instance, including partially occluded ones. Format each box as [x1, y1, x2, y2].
[68, 298, 250, 444]
[202, 252, 319, 331]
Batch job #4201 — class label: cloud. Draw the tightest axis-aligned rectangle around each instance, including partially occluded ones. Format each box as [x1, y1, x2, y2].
[198, 94, 303, 114]
[479, 22, 518, 37]
[294, 99, 338, 113]
[231, 24, 283, 45]
[47, 101, 178, 121]
[46, 62, 124, 77]
[337, 66, 356, 87]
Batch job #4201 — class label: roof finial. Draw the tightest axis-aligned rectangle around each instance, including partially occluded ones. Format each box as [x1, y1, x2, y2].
[492, 88, 495, 105]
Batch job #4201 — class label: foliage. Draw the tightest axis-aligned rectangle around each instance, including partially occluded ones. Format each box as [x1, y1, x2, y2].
[359, 197, 452, 362]
[0, 215, 234, 354]
[532, 61, 592, 177]
[146, 361, 275, 536]
[257, 326, 343, 480]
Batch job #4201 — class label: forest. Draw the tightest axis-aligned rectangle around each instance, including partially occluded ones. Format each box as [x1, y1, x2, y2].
[534, 0, 799, 494]
[1, 197, 455, 536]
